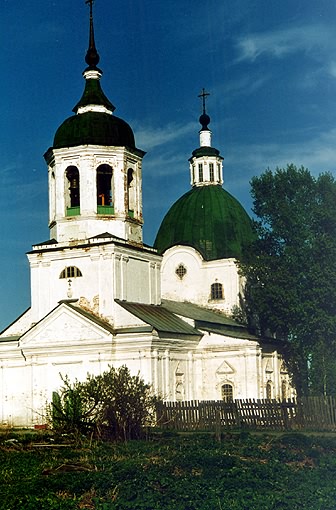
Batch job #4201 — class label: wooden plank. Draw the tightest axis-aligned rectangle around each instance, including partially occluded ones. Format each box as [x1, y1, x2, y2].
[157, 397, 336, 432]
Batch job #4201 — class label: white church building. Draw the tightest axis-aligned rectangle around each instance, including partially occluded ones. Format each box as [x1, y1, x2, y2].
[0, 6, 290, 427]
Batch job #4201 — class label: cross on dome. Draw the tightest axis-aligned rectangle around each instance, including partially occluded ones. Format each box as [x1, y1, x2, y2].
[198, 88, 210, 115]
[198, 88, 211, 131]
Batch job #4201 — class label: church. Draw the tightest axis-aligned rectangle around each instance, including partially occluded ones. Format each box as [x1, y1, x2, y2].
[0, 5, 290, 427]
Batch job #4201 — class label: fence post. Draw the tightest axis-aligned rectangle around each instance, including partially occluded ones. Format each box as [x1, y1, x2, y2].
[214, 408, 221, 442]
[281, 400, 290, 431]
[155, 401, 163, 429]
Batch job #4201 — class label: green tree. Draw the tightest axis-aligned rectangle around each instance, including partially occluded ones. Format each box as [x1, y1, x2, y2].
[49, 365, 159, 440]
[239, 165, 336, 396]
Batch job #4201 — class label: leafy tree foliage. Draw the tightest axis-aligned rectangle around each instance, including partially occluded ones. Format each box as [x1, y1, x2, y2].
[239, 165, 336, 396]
[49, 365, 159, 440]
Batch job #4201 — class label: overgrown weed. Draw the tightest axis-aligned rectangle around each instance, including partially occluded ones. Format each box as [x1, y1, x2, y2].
[0, 431, 335, 509]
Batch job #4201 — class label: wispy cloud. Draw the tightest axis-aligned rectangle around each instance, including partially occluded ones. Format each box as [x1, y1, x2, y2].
[327, 61, 336, 78]
[0, 164, 17, 187]
[227, 128, 336, 181]
[144, 152, 188, 178]
[135, 112, 336, 186]
[236, 24, 333, 63]
[134, 121, 195, 151]
[214, 74, 270, 102]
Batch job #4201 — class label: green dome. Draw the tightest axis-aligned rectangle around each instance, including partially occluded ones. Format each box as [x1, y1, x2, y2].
[154, 185, 254, 261]
[53, 111, 135, 149]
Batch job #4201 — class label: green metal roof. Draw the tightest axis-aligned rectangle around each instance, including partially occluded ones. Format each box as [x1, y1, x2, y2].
[161, 300, 260, 340]
[161, 300, 240, 326]
[53, 111, 135, 149]
[154, 185, 254, 260]
[52, 71, 136, 150]
[115, 301, 201, 336]
[190, 146, 221, 159]
[196, 324, 259, 340]
[73, 78, 115, 113]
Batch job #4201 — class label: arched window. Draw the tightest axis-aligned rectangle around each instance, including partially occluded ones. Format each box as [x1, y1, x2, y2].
[97, 164, 113, 214]
[127, 168, 136, 217]
[175, 263, 187, 280]
[66, 166, 80, 215]
[59, 266, 83, 279]
[266, 380, 273, 399]
[281, 380, 287, 400]
[50, 171, 56, 221]
[221, 383, 233, 401]
[211, 282, 224, 300]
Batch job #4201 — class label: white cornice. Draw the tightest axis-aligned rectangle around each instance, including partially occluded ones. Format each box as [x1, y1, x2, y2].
[77, 105, 112, 115]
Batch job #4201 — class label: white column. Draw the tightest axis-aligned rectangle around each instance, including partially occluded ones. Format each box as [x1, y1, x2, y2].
[121, 256, 129, 300]
[164, 349, 170, 398]
[187, 351, 193, 400]
[152, 349, 158, 394]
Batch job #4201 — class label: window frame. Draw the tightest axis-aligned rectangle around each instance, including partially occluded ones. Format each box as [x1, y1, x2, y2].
[210, 282, 224, 300]
[209, 162, 214, 181]
[198, 163, 203, 182]
[175, 263, 187, 280]
[266, 380, 273, 399]
[221, 383, 233, 402]
[97, 164, 113, 214]
[59, 266, 83, 279]
[65, 166, 80, 215]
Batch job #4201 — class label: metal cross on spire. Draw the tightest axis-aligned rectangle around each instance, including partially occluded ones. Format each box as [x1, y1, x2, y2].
[85, 0, 100, 69]
[198, 88, 210, 114]
[85, 0, 94, 12]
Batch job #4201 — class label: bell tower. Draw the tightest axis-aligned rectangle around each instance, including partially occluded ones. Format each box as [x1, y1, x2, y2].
[44, 0, 145, 245]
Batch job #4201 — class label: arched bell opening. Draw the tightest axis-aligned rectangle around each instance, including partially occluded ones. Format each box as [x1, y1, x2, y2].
[127, 168, 136, 218]
[65, 166, 80, 216]
[97, 164, 114, 214]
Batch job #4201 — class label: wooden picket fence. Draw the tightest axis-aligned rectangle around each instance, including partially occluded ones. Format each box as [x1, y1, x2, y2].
[156, 397, 336, 432]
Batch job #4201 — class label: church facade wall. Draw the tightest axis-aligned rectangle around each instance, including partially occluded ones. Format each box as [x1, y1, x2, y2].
[0, 325, 290, 427]
[27, 242, 161, 327]
[160, 246, 241, 314]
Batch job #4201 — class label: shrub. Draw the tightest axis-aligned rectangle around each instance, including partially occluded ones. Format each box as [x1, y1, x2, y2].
[49, 375, 97, 436]
[49, 365, 159, 441]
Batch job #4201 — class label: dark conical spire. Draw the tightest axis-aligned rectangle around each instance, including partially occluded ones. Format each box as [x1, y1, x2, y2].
[72, 0, 115, 113]
[85, 0, 100, 69]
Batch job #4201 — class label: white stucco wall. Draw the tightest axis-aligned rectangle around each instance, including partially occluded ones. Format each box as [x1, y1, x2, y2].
[26, 241, 161, 327]
[0, 309, 290, 427]
[160, 245, 241, 313]
[46, 145, 144, 244]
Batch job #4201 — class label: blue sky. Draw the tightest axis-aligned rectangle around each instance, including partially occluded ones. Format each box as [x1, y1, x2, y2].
[1, 0, 336, 330]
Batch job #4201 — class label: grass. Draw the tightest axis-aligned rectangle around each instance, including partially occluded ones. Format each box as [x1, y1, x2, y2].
[0, 430, 335, 509]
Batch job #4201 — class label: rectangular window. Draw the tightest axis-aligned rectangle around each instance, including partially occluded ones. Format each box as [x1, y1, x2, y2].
[209, 163, 214, 181]
[198, 163, 203, 182]
[211, 282, 224, 300]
